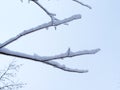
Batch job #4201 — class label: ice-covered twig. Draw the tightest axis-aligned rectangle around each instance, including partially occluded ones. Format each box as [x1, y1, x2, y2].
[0, 14, 81, 48]
[0, 48, 100, 73]
[0, 61, 20, 81]
[0, 61, 24, 90]
[73, 0, 92, 9]
[0, 48, 100, 62]
[44, 61, 88, 73]
[1, 0, 100, 74]
[34, 48, 100, 61]
[0, 83, 24, 90]
[31, 0, 57, 24]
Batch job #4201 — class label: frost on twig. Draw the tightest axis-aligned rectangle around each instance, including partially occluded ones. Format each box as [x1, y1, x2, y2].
[0, 0, 100, 73]
[0, 47, 100, 62]
[0, 83, 24, 90]
[30, 0, 57, 25]
[22, 0, 89, 25]
[45, 61, 88, 73]
[0, 48, 100, 73]
[0, 14, 81, 48]
[72, 0, 92, 9]
[34, 48, 100, 61]
[0, 61, 24, 90]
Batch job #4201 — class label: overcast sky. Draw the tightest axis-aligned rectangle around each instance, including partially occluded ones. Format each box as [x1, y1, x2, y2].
[0, 0, 120, 90]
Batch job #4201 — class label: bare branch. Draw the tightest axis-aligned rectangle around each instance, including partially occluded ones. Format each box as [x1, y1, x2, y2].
[0, 14, 81, 48]
[0, 83, 24, 90]
[31, 0, 56, 23]
[0, 61, 24, 90]
[0, 61, 20, 82]
[72, 0, 92, 9]
[0, 64, 11, 81]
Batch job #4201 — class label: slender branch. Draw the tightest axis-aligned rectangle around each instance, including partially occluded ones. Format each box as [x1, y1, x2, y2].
[0, 62, 12, 81]
[0, 14, 81, 48]
[1, 0, 100, 74]
[0, 47, 100, 73]
[30, 0, 57, 25]
[72, 0, 92, 9]
[0, 61, 24, 90]
[0, 83, 24, 90]
[0, 47, 100, 62]
[34, 48, 101, 61]
[31, 0, 56, 17]
[0, 61, 20, 82]
[44, 61, 88, 73]
[0, 61, 16, 82]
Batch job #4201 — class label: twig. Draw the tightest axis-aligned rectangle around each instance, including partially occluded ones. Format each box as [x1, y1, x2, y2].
[0, 61, 24, 90]
[0, 83, 24, 90]
[31, 0, 56, 24]
[45, 61, 88, 73]
[73, 0, 92, 9]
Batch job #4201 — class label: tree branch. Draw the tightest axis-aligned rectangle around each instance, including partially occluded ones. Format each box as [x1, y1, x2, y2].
[33, 48, 100, 61]
[0, 61, 24, 90]
[0, 48, 100, 62]
[72, 0, 92, 9]
[0, 0, 100, 74]
[44, 61, 88, 73]
[31, 0, 56, 24]
[0, 14, 81, 48]
[0, 48, 100, 73]
[0, 83, 24, 90]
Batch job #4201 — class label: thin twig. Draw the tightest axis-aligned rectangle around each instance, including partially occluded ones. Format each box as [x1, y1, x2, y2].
[0, 83, 24, 90]
[31, 0, 56, 24]
[73, 0, 92, 9]
[0, 62, 12, 81]
[0, 61, 24, 90]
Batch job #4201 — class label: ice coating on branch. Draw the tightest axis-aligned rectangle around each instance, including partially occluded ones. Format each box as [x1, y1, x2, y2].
[0, 0, 100, 73]
[0, 47, 100, 73]
[0, 47, 100, 62]
[0, 14, 81, 48]
[45, 61, 88, 73]
[72, 0, 92, 9]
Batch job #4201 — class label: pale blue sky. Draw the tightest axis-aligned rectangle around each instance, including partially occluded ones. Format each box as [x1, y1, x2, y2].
[0, 0, 120, 90]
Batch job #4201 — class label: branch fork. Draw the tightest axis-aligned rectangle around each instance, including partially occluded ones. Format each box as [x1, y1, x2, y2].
[0, 0, 100, 73]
